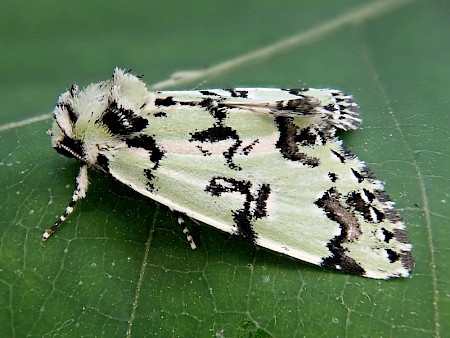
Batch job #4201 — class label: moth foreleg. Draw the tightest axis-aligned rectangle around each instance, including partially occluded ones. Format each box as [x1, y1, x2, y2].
[41, 164, 89, 241]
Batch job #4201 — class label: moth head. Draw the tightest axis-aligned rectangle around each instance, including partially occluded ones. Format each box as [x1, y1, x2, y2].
[49, 68, 151, 165]
[49, 83, 87, 163]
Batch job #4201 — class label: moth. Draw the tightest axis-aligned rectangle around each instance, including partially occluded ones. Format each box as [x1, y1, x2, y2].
[44, 68, 413, 279]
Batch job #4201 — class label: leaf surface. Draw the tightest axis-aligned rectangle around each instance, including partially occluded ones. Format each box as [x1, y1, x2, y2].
[1, 0, 448, 337]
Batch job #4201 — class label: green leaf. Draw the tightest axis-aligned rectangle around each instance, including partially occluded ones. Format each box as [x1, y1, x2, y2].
[1, 0, 448, 336]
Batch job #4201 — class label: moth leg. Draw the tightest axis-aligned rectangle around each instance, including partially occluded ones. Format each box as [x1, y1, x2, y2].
[175, 212, 197, 249]
[41, 164, 89, 241]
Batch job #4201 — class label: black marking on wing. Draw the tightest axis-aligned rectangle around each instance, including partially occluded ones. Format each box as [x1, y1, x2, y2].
[275, 117, 320, 167]
[315, 188, 365, 276]
[324, 103, 338, 113]
[199, 98, 227, 121]
[370, 190, 413, 271]
[196, 145, 211, 156]
[100, 101, 148, 135]
[328, 172, 338, 182]
[381, 228, 394, 243]
[96, 154, 110, 173]
[205, 177, 271, 242]
[346, 191, 384, 223]
[253, 184, 271, 219]
[189, 99, 258, 170]
[276, 96, 320, 113]
[241, 139, 260, 155]
[191, 125, 236, 143]
[155, 96, 176, 106]
[154, 111, 167, 117]
[335, 95, 358, 115]
[351, 168, 364, 183]
[126, 135, 165, 191]
[200, 90, 221, 96]
[371, 188, 404, 225]
[126, 135, 165, 164]
[287, 88, 309, 95]
[144, 169, 156, 190]
[297, 126, 326, 146]
[385, 248, 401, 263]
[226, 89, 249, 98]
[190, 126, 242, 170]
[331, 150, 346, 163]
[363, 188, 375, 202]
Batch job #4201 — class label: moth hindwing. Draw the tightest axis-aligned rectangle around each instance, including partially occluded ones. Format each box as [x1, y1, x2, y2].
[44, 68, 413, 279]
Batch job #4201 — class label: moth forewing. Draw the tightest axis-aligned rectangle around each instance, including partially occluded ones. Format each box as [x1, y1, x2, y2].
[43, 68, 413, 279]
